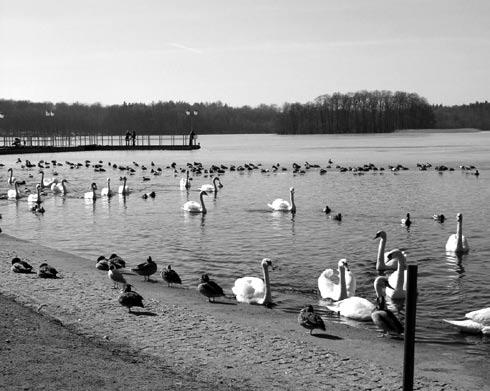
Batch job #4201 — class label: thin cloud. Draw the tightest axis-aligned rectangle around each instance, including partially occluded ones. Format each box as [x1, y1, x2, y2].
[169, 43, 203, 54]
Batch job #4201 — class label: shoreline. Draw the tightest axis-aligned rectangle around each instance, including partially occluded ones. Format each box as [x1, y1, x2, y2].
[0, 232, 487, 390]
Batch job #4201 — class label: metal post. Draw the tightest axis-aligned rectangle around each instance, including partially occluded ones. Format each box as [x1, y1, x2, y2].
[403, 264, 418, 391]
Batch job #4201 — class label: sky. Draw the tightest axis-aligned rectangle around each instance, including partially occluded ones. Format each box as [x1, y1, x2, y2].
[1, 0, 489, 107]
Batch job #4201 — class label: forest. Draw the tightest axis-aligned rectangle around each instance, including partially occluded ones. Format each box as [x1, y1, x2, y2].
[0, 92, 488, 136]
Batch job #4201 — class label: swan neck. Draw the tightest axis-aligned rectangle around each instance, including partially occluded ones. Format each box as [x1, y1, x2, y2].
[200, 192, 207, 213]
[456, 218, 463, 250]
[377, 235, 386, 268]
[395, 256, 405, 289]
[289, 191, 296, 212]
[339, 266, 347, 300]
[262, 263, 272, 305]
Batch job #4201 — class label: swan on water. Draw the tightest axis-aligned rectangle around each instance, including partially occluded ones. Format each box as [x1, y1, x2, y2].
[7, 181, 21, 200]
[445, 213, 469, 254]
[118, 176, 129, 195]
[374, 230, 397, 272]
[318, 259, 356, 301]
[198, 274, 225, 302]
[101, 178, 113, 197]
[39, 170, 57, 189]
[180, 170, 191, 190]
[268, 187, 296, 213]
[27, 184, 42, 204]
[118, 284, 145, 313]
[371, 276, 404, 336]
[443, 307, 490, 334]
[183, 190, 208, 214]
[199, 176, 223, 193]
[232, 258, 275, 306]
[385, 249, 407, 299]
[52, 179, 68, 194]
[298, 305, 326, 335]
[7, 168, 16, 185]
[84, 182, 98, 200]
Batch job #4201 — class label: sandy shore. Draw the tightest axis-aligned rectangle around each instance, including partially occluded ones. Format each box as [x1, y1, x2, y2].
[0, 232, 487, 390]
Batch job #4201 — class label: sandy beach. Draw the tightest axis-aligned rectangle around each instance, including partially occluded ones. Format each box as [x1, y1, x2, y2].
[0, 232, 488, 390]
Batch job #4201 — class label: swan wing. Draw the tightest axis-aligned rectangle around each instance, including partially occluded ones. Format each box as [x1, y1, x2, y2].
[183, 201, 201, 212]
[232, 277, 265, 303]
[200, 184, 213, 192]
[445, 234, 458, 252]
[466, 307, 490, 325]
[345, 270, 356, 297]
[268, 198, 290, 211]
[443, 319, 484, 334]
[318, 269, 338, 300]
[327, 297, 375, 321]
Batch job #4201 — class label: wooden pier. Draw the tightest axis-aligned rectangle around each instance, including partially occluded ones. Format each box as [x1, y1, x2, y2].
[0, 134, 200, 155]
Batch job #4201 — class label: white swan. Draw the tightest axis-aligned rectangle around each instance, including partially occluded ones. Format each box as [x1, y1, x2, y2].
[371, 276, 404, 336]
[52, 179, 68, 194]
[268, 187, 296, 213]
[179, 170, 191, 191]
[385, 249, 407, 300]
[27, 184, 42, 204]
[318, 259, 356, 301]
[39, 170, 57, 189]
[183, 190, 208, 214]
[374, 230, 398, 272]
[84, 182, 97, 200]
[443, 307, 490, 334]
[232, 258, 274, 305]
[7, 168, 15, 185]
[118, 176, 129, 195]
[7, 181, 21, 200]
[445, 213, 469, 254]
[101, 178, 113, 197]
[199, 177, 222, 193]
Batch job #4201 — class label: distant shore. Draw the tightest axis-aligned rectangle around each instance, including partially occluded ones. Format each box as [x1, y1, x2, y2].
[0, 232, 487, 390]
[395, 128, 483, 133]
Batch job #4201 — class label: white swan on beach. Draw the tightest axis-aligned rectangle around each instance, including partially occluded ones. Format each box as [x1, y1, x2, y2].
[446, 213, 469, 254]
[443, 307, 490, 334]
[7, 182, 21, 200]
[200, 177, 222, 193]
[318, 259, 356, 301]
[374, 230, 397, 271]
[232, 258, 274, 306]
[385, 249, 407, 300]
[180, 170, 191, 190]
[27, 184, 42, 204]
[84, 182, 97, 200]
[183, 190, 208, 214]
[268, 187, 296, 213]
[101, 178, 113, 197]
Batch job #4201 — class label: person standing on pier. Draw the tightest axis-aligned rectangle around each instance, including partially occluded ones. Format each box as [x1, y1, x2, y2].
[132, 130, 136, 146]
[125, 131, 131, 146]
[189, 129, 195, 146]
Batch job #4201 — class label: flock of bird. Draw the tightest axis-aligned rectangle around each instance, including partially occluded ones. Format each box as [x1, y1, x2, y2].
[2, 157, 488, 337]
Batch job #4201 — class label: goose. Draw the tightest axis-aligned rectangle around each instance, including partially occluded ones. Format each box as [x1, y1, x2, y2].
[446, 213, 469, 254]
[7, 181, 21, 200]
[118, 176, 129, 195]
[131, 256, 157, 281]
[27, 184, 42, 204]
[443, 307, 490, 334]
[401, 213, 411, 227]
[385, 249, 407, 299]
[318, 259, 356, 301]
[268, 187, 296, 213]
[198, 274, 225, 302]
[84, 182, 97, 200]
[183, 190, 208, 214]
[298, 305, 326, 335]
[118, 284, 145, 313]
[371, 276, 404, 336]
[161, 265, 182, 286]
[374, 230, 398, 272]
[38, 262, 58, 278]
[232, 258, 275, 306]
[11, 257, 33, 273]
[433, 214, 445, 223]
[180, 170, 191, 190]
[95, 256, 110, 271]
[199, 176, 223, 193]
[101, 178, 113, 197]
[52, 179, 68, 194]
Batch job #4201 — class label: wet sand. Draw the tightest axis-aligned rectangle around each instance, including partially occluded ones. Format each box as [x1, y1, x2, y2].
[0, 232, 487, 390]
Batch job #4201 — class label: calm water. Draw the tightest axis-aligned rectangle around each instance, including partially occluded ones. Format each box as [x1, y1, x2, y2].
[1, 132, 489, 356]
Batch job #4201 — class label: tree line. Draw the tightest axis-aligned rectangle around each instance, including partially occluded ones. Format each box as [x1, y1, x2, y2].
[0, 92, 488, 136]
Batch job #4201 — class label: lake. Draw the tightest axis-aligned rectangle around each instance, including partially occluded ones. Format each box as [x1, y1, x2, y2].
[1, 131, 489, 357]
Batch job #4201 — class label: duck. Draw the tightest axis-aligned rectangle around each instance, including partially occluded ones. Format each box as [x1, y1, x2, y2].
[180, 170, 191, 190]
[101, 178, 113, 197]
[11, 257, 33, 273]
[433, 214, 445, 223]
[443, 307, 490, 334]
[142, 191, 156, 199]
[38, 262, 58, 278]
[401, 213, 411, 227]
[84, 182, 97, 200]
[332, 213, 342, 221]
[118, 284, 145, 313]
[318, 259, 356, 301]
[199, 177, 223, 193]
[131, 256, 157, 281]
[445, 213, 469, 254]
[268, 187, 296, 213]
[374, 230, 398, 272]
[183, 190, 208, 214]
[232, 258, 275, 306]
[198, 274, 225, 302]
[27, 184, 42, 204]
[323, 205, 331, 214]
[108, 253, 126, 269]
[371, 276, 404, 336]
[161, 265, 182, 286]
[52, 179, 68, 194]
[118, 176, 129, 195]
[298, 305, 326, 335]
[108, 264, 127, 289]
[95, 256, 110, 271]
[7, 181, 21, 200]
[385, 249, 407, 300]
